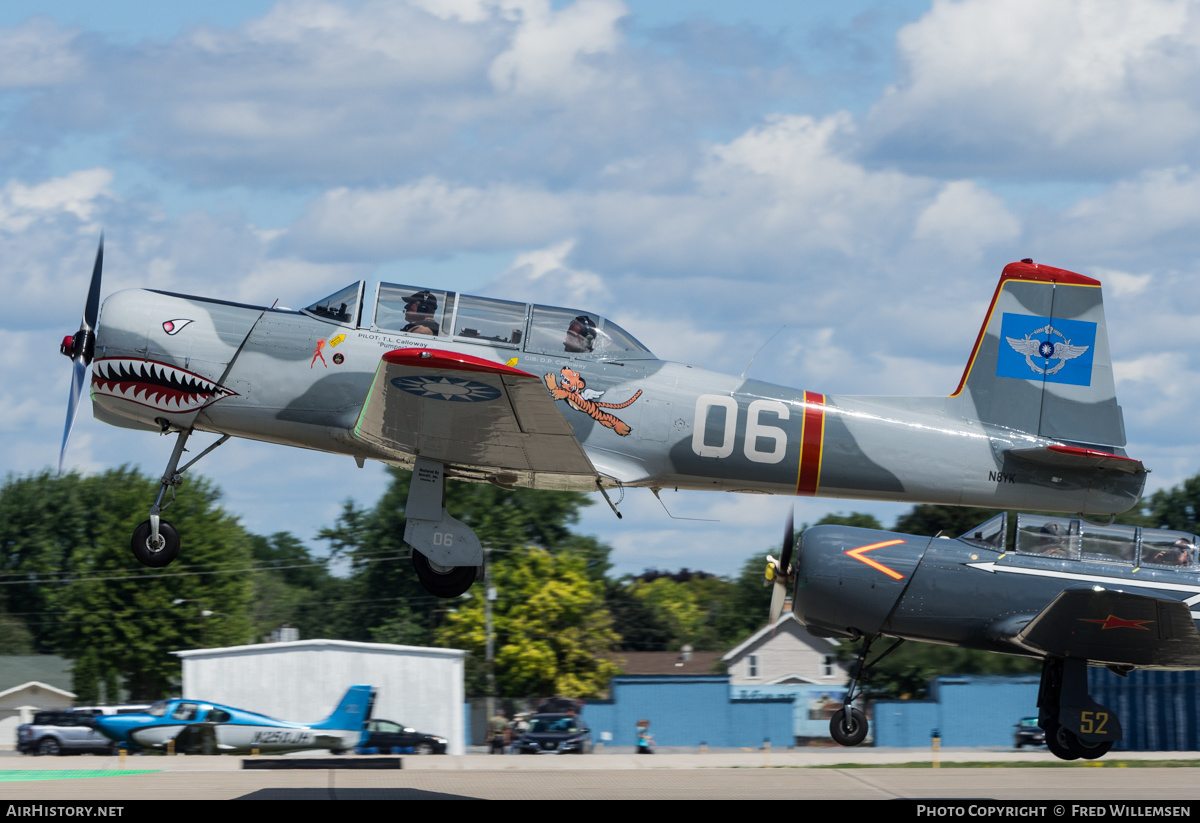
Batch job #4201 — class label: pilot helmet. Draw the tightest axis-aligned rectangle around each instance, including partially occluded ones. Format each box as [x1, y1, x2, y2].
[567, 315, 597, 350]
[404, 290, 438, 315]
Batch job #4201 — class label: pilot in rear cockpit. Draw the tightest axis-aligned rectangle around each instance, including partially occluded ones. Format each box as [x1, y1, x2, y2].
[564, 315, 597, 353]
[403, 291, 440, 336]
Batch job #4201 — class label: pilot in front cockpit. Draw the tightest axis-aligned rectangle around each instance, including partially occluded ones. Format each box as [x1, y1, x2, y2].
[403, 291, 440, 336]
[564, 315, 597, 353]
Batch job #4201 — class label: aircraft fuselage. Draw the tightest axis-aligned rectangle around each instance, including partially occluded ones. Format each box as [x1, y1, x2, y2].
[91, 286, 1143, 516]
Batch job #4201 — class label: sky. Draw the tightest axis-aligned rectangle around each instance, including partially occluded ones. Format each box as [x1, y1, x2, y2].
[5, 0, 1200, 579]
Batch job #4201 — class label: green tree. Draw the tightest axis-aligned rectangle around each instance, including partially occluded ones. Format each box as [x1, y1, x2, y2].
[435, 548, 621, 698]
[0, 468, 256, 700]
[319, 466, 607, 643]
[1144, 474, 1200, 533]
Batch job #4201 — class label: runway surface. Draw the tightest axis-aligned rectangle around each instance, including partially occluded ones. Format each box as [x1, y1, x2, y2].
[2, 748, 1199, 801]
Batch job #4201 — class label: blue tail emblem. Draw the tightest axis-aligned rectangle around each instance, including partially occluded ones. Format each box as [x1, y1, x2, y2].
[996, 313, 1096, 386]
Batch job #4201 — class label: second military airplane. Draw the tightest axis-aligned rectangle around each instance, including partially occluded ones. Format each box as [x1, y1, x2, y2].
[60, 249, 1146, 597]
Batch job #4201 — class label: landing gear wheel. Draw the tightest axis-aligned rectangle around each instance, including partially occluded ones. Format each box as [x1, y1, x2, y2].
[131, 520, 180, 568]
[1056, 725, 1111, 760]
[830, 708, 868, 746]
[1044, 724, 1080, 761]
[411, 551, 476, 598]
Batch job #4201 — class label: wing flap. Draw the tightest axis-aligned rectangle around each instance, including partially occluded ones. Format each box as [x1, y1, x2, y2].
[1011, 586, 1200, 667]
[354, 348, 596, 476]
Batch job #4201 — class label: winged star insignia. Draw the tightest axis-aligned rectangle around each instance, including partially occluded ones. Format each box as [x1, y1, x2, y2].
[1005, 324, 1090, 376]
[390, 375, 501, 402]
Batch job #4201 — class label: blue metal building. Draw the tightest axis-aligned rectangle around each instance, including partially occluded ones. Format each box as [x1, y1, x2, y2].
[872, 675, 1041, 748]
[1090, 669, 1200, 752]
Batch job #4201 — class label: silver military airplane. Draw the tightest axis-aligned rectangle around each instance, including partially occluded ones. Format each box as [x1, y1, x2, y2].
[779, 513, 1200, 761]
[59, 240, 1146, 597]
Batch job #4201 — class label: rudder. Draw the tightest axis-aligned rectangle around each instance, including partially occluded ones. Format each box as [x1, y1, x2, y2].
[312, 684, 375, 731]
[950, 260, 1125, 448]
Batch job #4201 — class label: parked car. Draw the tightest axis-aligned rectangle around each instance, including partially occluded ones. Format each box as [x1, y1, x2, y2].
[17, 711, 113, 756]
[512, 713, 592, 754]
[1013, 717, 1046, 748]
[358, 719, 447, 754]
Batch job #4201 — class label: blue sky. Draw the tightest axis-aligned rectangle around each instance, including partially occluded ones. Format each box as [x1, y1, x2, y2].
[6, 0, 1200, 579]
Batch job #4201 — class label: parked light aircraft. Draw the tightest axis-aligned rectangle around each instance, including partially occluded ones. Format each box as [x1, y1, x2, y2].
[776, 514, 1200, 760]
[91, 684, 374, 754]
[60, 240, 1147, 597]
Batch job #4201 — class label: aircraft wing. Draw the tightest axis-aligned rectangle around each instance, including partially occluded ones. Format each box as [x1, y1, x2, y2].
[1010, 586, 1200, 667]
[353, 348, 597, 478]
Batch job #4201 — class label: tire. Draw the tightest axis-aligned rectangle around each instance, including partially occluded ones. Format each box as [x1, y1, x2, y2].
[411, 551, 476, 598]
[36, 738, 62, 757]
[414, 742, 434, 755]
[829, 708, 868, 747]
[131, 520, 180, 568]
[1044, 724, 1080, 761]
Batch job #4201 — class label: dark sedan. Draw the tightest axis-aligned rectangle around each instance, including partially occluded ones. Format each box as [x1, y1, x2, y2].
[1013, 717, 1046, 748]
[512, 713, 592, 754]
[358, 719, 447, 754]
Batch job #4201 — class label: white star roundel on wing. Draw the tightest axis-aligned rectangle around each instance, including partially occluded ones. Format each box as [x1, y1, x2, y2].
[389, 375, 502, 402]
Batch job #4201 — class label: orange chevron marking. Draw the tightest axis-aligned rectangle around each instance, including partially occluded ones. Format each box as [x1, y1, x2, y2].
[845, 539, 906, 580]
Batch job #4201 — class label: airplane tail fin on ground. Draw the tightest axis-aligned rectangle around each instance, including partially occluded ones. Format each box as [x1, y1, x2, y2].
[311, 684, 375, 731]
[950, 261, 1126, 449]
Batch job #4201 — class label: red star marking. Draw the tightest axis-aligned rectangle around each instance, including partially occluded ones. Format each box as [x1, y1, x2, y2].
[1081, 614, 1152, 630]
[844, 540, 906, 580]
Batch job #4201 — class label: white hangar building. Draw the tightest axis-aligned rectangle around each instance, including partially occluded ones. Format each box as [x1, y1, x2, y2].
[174, 639, 466, 755]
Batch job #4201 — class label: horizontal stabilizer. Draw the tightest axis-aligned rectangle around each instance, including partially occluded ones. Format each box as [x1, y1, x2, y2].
[1007, 444, 1146, 475]
[1012, 587, 1200, 667]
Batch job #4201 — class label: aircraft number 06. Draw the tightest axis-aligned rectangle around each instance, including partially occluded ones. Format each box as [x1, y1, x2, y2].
[691, 396, 789, 464]
[432, 531, 454, 546]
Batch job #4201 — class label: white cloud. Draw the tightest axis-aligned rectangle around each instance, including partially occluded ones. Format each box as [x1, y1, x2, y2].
[488, 0, 628, 98]
[867, 0, 1200, 175]
[0, 17, 83, 89]
[0, 169, 113, 233]
[913, 180, 1020, 260]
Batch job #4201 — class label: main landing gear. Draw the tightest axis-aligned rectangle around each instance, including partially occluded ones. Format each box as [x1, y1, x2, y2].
[404, 457, 483, 598]
[1038, 656, 1120, 761]
[829, 635, 907, 747]
[130, 427, 229, 569]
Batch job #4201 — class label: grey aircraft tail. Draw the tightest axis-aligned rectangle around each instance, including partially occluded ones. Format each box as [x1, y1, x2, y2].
[949, 260, 1128, 453]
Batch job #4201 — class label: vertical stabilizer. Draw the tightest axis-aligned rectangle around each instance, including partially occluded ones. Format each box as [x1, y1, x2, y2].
[950, 261, 1125, 448]
[312, 684, 375, 731]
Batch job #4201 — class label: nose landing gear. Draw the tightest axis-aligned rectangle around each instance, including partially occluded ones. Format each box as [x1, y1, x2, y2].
[828, 635, 906, 747]
[129, 428, 230, 569]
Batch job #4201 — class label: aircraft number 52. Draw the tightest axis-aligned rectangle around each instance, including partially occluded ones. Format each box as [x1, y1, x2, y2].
[692, 396, 789, 464]
[1080, 711, 1109, 735]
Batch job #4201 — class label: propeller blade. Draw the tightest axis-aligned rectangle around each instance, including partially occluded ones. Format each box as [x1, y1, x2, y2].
[780, 505, 795, 574]
[59, 236, 104, 474]
[59, 356, 87, 474]
[768, 576, 787, 626]
[83, 236, 103, 335]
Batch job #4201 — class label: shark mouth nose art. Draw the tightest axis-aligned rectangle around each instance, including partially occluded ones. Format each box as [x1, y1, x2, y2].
[92, 358, 237, 412]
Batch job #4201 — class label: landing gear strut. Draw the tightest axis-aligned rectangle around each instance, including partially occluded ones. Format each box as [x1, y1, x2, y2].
[405, 457, 483, 598]
[130, 428, 229, 569]
[830, 636, 906, 747]
[1038, 656, 1119, 761]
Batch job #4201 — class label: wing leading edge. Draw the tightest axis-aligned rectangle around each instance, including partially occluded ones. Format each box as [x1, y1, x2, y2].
[353, 348, 597, 481]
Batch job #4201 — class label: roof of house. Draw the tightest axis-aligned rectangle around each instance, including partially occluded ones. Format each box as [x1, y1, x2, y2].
[0, 656, 73, 693]
[612, 650, 725, 675]
[720, 613, 843, 662]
